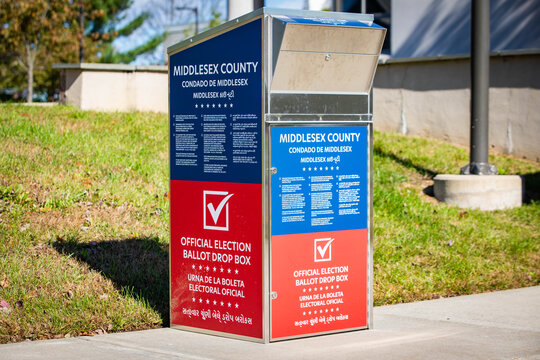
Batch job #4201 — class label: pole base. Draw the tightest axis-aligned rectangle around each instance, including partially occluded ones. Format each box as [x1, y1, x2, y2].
[433, 174, 522, 210]
[460, 162, 498, 175]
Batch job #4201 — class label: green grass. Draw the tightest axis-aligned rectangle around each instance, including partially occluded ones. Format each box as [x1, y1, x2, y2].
[0, 104, 538, 343]
[373, 132, 539, 304]
[0, 105, 168, 343]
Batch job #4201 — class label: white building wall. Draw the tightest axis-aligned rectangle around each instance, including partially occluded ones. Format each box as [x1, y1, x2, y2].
[391, 0, 540, 58]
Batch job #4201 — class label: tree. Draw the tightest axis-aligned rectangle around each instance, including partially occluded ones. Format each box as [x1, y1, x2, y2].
[76, 0, 163, 64]
[0, 0, 163, 102]
[0, 0, 78, 102]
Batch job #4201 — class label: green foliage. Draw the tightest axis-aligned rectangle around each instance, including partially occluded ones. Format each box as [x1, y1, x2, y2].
[0, 0, 162, 102]
[78, 1, 162, 64]
[117, 12, 150, 37]
[183, 9, 223, 38]
[100, 33, 164, 64]
[0, 0, 78, 101]
[206, 10, 223, 30]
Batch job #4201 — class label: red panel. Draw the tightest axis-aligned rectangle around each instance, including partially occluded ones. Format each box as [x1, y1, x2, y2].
[170, 180, 262, 339]
[271, 229, 367, 339]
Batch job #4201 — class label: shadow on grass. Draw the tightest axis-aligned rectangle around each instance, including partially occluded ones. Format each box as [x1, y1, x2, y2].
[374, 143, 437, 178]
[523, 172, 540, 203]
[375, 143, 540, 204]
[423, 185, 435, 198]
[53, 237, 169, 326]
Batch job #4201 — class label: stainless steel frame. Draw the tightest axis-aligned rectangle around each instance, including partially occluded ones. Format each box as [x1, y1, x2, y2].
[266, 122, 372, 342]
[169, 7, 385, 344]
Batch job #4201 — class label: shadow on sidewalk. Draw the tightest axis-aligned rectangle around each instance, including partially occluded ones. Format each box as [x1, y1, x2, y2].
[53, 237, 169, 325]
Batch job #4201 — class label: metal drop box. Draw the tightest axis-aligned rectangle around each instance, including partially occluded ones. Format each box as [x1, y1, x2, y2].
[168, 8, 385, 343]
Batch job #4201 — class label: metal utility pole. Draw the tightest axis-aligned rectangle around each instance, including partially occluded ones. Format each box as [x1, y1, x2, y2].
[462, 0, 497, 175]
[253, 0, 264, 10]
[176, 6, 199, 35]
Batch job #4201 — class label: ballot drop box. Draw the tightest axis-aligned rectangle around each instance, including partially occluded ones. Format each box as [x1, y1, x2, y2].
[168, 8, 386, 343]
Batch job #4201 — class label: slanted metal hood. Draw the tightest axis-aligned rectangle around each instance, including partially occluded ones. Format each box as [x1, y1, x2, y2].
[269, 12, 386, 95]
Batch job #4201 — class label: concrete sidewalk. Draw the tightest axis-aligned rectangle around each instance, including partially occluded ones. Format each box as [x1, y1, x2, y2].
[2, 286, 539, 359]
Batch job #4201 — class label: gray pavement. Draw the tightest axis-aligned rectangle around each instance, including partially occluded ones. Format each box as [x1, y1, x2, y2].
[2, 286, 539, 359]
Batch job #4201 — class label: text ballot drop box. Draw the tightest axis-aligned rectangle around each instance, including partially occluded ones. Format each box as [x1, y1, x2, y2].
[168, 8, 385, 343]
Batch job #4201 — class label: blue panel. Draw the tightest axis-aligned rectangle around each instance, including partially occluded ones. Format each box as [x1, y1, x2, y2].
[169, 19, 262, 184]
[275, 14, 384, 29]
[271, 126, 368, 236]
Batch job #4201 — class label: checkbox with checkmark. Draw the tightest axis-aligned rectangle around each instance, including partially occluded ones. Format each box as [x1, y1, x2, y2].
[314, 238, 334, 262]
[203, 190, 234, 231]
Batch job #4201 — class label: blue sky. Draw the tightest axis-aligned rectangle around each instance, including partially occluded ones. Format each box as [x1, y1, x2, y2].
[114, 0, 315, 64]
[266, 0, 305, 8]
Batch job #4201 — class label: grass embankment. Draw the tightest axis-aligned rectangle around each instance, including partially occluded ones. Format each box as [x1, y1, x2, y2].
[0, 104, 538, 343]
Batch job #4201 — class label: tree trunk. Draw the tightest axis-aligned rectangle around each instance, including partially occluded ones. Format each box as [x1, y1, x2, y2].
[26, 45, 34, 103]
[79, 2, 85, 62]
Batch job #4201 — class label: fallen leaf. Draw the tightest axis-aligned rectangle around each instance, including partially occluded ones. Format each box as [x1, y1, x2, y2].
[15, 300, 23, 309]
[447, 240, 454, 247]
[0, 299, 11, 313]
[0, 276, 9, 288]
[66, 290, 74, 299]
[81, 178, 92, 187]
[107, 324, 113, 331]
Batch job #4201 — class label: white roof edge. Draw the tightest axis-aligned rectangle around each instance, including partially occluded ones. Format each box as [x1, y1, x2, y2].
[52, 63, 167, 72]
[379, 48, 540, 65]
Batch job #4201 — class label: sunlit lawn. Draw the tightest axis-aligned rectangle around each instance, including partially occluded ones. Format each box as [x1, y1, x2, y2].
[0, 104, 538, 343]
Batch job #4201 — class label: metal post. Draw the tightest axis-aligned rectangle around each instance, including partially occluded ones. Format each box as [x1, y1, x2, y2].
[461, 0, 497, 175]
[194, 7, 199, 35]
[253, 0, 264, 10]
[176, 6, 199, 35]
[170, 0, 174, 24]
